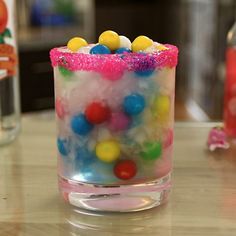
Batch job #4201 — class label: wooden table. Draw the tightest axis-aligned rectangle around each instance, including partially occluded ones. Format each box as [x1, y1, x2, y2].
[0, 113, 236, 236]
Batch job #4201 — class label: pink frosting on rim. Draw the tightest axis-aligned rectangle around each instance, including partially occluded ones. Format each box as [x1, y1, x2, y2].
[50, 44, 178, 80]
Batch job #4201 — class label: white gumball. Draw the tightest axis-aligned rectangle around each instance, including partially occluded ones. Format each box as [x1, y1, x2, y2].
[119, 35, 131, 49]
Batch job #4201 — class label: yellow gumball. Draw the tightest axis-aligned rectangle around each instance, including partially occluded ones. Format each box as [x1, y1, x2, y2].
[67, 37, 88, 52]
[131, 36, 153, 52]
[98, 30, 120, 51]
[152, 95, 170, 119]
[96, 140, 120, 163]
[156, 44, 168, 51]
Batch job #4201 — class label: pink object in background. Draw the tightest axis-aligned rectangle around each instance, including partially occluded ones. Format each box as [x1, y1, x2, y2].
[207, 127, 229, 151]
[224, 21, 236, 138]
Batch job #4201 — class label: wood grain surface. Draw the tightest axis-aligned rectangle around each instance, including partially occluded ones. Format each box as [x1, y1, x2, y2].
[0, 112, 236, 236]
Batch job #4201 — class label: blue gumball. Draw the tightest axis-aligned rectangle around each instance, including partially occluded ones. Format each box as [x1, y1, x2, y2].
[75, 147, 96, 167]
[57, 138, 69, 156]
[115, 47, 131, 54]
[90, 44, 111, 54]
[70, 114, 93, 136]
[135, 69, 154, 77]
[123, 93, 146, 115]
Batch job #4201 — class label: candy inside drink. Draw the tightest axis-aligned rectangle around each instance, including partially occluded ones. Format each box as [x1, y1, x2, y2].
[50, 31, 178, 211]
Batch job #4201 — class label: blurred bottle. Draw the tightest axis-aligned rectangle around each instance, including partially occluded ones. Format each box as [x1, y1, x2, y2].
[0, 0, 20, 145]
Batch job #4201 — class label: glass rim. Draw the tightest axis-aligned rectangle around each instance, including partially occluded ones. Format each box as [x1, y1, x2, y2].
[50, 44, 178, 73]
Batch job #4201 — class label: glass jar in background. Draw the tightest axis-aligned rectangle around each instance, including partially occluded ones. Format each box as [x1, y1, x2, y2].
[224, 21, 236, 138]
[0, 0, 20, 145]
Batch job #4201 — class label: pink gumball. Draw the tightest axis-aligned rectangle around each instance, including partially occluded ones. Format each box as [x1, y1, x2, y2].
[108, 112, 131, 131]
[163, 129, 174, 148]
[55, 98, 67, 119]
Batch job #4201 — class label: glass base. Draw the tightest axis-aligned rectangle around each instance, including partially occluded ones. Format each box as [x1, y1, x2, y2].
[0, 114, 20, 146]
[59, 173, 171, 212]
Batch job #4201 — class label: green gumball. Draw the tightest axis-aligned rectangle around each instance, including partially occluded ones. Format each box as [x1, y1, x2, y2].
[140, 141, 162, 160]
[58, 66, 73, 78]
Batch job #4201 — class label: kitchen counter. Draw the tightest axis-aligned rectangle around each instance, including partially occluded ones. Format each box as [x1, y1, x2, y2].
[0, 112, 236, 236]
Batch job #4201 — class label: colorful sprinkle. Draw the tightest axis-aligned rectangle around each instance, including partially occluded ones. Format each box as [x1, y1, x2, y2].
[50, 45, 178, 72]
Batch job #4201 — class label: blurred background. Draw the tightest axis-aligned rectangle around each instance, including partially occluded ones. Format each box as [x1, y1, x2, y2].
[16, 0, 236, 121]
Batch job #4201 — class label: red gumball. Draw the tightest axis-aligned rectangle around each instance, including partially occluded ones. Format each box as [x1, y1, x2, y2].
[85, 101, 111, 124]
[114, 160, 137, 180]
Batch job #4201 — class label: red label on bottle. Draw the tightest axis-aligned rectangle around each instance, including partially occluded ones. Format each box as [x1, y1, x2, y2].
[224, 47, 236, 137]
[0, 0, 17, 79]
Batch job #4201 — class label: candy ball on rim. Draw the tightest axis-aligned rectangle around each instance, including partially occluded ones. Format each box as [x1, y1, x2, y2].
[85, 102, 111, 124]
[96, 140, 120, 163]
[90, 44, 111, 54]
[119, 35, 131, 49]
[114, 160, 137, 180]
[70, 114, 93, 136]
[98, 30, 120, 51]
[123, 93, 146, 115]
[115, 47, 131, 54]
[132, 36, 153, 52]
[67, 37, 88, 52]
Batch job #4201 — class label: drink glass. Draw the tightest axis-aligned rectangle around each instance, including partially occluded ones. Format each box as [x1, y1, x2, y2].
[50, 45, 178, 212]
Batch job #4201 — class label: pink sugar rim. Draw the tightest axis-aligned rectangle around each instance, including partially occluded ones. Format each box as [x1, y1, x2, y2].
[50, 44, 178, 72]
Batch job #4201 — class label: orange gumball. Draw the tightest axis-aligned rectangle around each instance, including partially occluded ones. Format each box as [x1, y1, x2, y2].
[0, 0, 8, 34]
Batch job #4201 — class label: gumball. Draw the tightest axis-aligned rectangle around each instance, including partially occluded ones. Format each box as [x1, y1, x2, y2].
[163, 129, 174, 148]
[57, 138, 69, 156]
[96, 140, 120, 162]
[67, 37, 88, 52]
[135, 70, 154, 77]
[114, 160, 137, 180]
[58, 66, 73, 78]
[140, 141, 162, 160]
[131, 36, 153, 52]
[152, 95, 170, 118]
[156, 43, 168, 51]
[108, 112, 131, 131]
[78, 44, 95, 54]
[75, 147, 96, 168]
[70, 114, 93, 136]
[119, 35, 131, 49]
[115, 47, 131, 54]
[98, 30, 120, 51]
[90, 44, 111, 54]
[55, 98, 66, 119]
[85, 102, 111, 124]
[123, 93, 145, 115]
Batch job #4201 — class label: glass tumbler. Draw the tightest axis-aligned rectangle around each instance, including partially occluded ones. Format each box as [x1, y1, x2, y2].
[50, 45, 178, 212]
